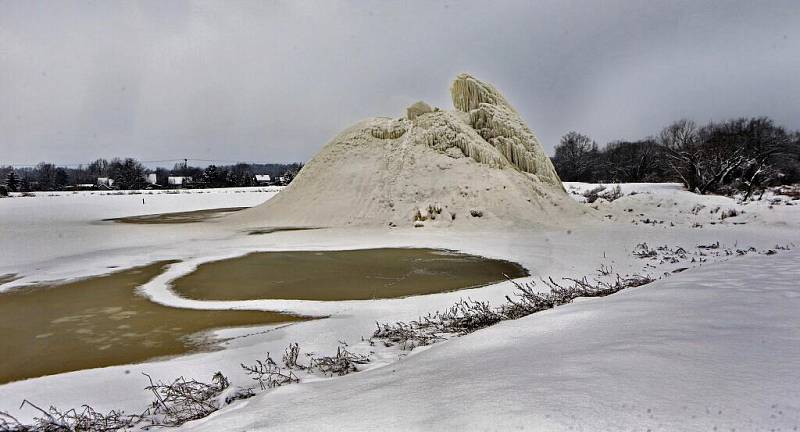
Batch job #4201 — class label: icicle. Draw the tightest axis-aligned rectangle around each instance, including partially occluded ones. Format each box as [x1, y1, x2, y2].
[369, 119, 408, 140]
[450, 73, 562, 187]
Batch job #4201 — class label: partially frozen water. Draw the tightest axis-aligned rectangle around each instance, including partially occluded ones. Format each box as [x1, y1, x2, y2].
[0, 262, 304, 384]
[171, 248, 528, 301]
[0, 249, 525, 384]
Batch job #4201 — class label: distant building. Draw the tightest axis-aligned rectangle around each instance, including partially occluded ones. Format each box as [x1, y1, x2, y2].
[168, 176, 192, 186]
[97, 177, 114, 187]
[65, 184, 98, 191]
[146, 173, 157, 185]
[255, 174, 271, 184]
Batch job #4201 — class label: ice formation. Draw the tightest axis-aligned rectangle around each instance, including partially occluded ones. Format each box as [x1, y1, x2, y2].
[231, 74, 585, 228]
[451, 73, 561, 184]
[406, 101, 433, 121]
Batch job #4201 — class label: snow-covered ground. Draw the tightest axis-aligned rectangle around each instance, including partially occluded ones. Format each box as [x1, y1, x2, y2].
[0, 183, 799, 431]
[186, 250, 800, 432]
[0, 187, 280, 281]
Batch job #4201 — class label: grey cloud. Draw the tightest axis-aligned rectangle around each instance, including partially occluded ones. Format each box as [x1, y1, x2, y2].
[1, 0, 798, 165]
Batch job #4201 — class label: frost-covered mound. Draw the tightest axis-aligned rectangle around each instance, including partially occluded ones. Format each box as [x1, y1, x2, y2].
[231, 74, 586, 228]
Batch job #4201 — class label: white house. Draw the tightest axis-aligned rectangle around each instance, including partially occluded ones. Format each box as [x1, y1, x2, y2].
[168, 176, 192, 186]
[255, 174, 271, 184]
[96, 177, 114, 187]
[146, 173, 157, 185]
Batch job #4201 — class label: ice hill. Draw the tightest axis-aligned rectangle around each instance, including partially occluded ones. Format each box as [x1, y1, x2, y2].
[232, 74, 588, 228]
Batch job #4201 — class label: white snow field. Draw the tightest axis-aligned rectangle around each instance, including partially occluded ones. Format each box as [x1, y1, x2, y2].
[185, 250, 800, 432]
[0, 183, 798, 431]
[0, 187, 280, 281]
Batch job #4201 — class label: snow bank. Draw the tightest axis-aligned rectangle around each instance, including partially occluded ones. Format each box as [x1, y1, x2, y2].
[184, 250, 800, 432]
[564, 182, 800, 229]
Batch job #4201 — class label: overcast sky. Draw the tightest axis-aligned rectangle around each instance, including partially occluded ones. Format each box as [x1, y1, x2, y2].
[2, 0, 799, 166]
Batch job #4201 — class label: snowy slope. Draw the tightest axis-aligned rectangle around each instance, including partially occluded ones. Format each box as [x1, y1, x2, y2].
[564, 182, 798, 229]
[0, 184, 798, 430]
[184, 250, 800, 432]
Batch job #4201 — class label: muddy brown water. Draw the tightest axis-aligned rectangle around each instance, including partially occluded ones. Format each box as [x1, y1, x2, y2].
[172, 248, 529, 301]
[105, 207, 248, 224]
[0, 262, 304, 384]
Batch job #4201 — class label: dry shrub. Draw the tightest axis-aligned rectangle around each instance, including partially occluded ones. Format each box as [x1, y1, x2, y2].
[374, 270, 654, 350]
[241, 354, 299, 390]
[0, 372, 243, 432]
[582, 185, 606, 203]
[308, 346, 370, 376]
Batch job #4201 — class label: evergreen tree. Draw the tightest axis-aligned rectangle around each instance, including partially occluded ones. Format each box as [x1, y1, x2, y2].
[109, 158, 147, 190]
[54, 168, 69, 189]
[5, 170, 20, 192]
[202, 165, 229, 188]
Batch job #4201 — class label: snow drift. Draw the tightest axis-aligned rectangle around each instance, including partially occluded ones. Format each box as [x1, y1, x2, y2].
[183, 250, 800, 432]
[230, 74, 587, 228]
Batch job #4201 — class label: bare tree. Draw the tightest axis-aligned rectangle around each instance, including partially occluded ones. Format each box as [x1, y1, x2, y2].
[87, 158, 109, 177]
[659, 119, 702, 191]
[553, 131, 597, 181]
[603, 139, 664, 182]
[35, 162, 57, 191]
[659, 119, 750, 194]
[735, 117, 792, 199]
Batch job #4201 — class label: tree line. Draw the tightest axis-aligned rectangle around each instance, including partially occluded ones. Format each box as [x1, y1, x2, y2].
[0, 158, 303, 193]
[552, 116, 800, 198]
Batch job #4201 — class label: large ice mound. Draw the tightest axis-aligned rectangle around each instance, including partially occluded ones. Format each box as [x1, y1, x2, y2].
[230, 74, 587, 228]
